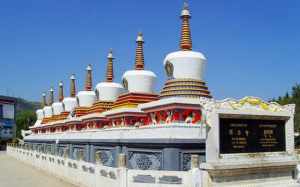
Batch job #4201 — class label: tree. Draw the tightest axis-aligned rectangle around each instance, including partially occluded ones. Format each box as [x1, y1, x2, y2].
[15, 110, 36, 139]
[292, 84, 300, 98]
[275, 83, 300, 131]
[274, 83, 300, 148]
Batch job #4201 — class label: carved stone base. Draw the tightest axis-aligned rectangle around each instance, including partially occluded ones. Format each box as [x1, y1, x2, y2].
[205, 162, 297, 186]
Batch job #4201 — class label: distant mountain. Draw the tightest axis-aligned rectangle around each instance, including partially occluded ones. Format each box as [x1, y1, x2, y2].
[15, 98, 40, 113]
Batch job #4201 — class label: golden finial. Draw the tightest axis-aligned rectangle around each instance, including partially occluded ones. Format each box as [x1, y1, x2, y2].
[49, 87, 54, 105]
[58, 81, 64, 102]
[85, 64, 93, 91]
[42, 92, 47, 107]
[70, 74, 76, 97]
[180, 1, 192, 51]
[135, 32, 145, 70]
[106, 49, 114, 82]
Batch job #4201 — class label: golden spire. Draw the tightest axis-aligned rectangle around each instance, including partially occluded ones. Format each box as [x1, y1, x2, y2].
[135, 32, 145, 70]
[58, 81, 64, 102]
[49, 87, 54, 105]
[180, 1, 192, 51]
[70, 74, 76, 97]
[85, 64, 93, 91]
[42, 92, 47, 107]
[106, 49, 114, 82]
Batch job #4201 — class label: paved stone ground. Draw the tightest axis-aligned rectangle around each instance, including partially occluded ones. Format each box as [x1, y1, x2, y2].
[0, 151, 77, 187]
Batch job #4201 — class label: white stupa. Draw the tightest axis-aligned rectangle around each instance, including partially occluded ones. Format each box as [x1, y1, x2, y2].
[43, 88, 54, 118]
[63, 74, 78, 112]
[95, 49, 125, 102]
[122, 32, 157, 94]
[160, 2, 211, 99]
[77, 64, 97, 107]
[52, 81, 64, 115]
[35, 93, 46, 124]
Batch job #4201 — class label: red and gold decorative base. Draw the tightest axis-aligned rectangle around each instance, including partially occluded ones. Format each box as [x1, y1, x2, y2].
[160, 78, 212, 99]
[60, 111, 70, 120]
[74, 107, 89, 117]
[88, 101, 114, 114]
[41, 117, 53, 124]
[142, 103, 203, 125]
[54, 111, 70, 121]
[112, 92, 159, 109]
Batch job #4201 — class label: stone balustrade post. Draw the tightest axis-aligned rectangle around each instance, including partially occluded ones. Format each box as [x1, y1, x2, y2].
[117, 153, 127, 187]
[190, 154, 203, 187]
[118, 153, 126, 168]
[191, 154, 200, 169]
[95, 151, 103, 165]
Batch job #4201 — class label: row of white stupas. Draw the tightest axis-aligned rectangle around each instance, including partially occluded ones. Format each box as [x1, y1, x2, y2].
[34, 2, 209, 125]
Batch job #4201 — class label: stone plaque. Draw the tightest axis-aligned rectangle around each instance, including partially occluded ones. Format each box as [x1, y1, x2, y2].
[133, 175, 156, 183]
[100, 169, 108, 177]
[219, 118, 286, 154]
[89, 167, 95, 174]
[109, 171, 116, 179]
[158, 176, 182, 184]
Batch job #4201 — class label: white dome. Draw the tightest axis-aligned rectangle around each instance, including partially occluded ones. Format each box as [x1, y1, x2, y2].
[122, 70, 156, 93]
[63, 97, 78, 112]
[52, 102, 64, 115]
[36, 109, 44, 120]
[95, 82, 125, 102]
[163, 50, 206, 80]
[77, 90, 96, 107]
[43, 106, 53, 118]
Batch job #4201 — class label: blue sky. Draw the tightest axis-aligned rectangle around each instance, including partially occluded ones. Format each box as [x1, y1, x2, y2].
[0, 0, 299, 102]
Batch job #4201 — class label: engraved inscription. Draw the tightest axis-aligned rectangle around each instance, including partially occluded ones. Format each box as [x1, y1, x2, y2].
[220, 118, 286, 154]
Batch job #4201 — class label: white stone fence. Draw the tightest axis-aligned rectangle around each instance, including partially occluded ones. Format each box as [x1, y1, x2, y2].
[6, 144, 207, 187]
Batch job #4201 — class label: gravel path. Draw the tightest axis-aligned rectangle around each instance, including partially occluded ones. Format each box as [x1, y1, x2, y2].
[0, 151, 78, 187]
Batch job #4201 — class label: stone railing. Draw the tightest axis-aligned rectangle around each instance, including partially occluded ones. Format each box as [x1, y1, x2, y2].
[6, 144, 207, 187]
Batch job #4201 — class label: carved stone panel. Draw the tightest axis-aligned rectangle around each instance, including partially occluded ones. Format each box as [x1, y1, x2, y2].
[57, 147, 65, 157]
[128, 151, 162, 170]
[182, 153, 205, 171]
[73, 148, 85, 161]
[95, 149, 114, 167]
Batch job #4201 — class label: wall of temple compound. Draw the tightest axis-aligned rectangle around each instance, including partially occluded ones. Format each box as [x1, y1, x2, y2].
[7, 145, 206, 187]
[7, 144, 300, 187]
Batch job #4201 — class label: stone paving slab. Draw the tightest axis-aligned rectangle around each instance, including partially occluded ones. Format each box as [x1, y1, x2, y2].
[0, 151, 78, 187]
